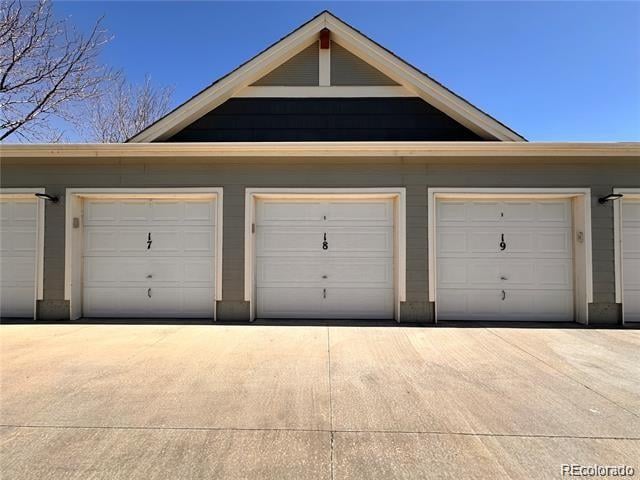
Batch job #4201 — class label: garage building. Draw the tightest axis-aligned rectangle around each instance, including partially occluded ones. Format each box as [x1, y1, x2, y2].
[1, 12, 638, 324]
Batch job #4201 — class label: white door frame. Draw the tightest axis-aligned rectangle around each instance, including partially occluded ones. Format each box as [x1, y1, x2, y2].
[65, 188, 223, 320]
[244, 188, 406, 321]
[428, 188, 593, 324]
[613, 188, 640, 325]
[0, 188, 46, 319]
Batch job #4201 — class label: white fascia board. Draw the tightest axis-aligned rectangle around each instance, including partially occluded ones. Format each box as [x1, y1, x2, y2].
[2, 142, 638, 158]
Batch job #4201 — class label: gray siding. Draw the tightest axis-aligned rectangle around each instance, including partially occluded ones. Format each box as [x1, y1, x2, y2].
[251, 43, 319, 86]
[166, 98, 484, 142]
[331, 42, 398, 86]
[1, 156, 637, 324]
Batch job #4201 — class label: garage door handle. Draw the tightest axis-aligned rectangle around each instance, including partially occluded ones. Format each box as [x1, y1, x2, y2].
[499, 234, 506, 251]
[147, 288, 152, 298]
[501, 290, 506, 301]
[147, 232, 152, 250]
[323, 288, 326, 299]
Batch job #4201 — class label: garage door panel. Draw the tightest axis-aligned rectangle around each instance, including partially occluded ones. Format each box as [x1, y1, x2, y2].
[623, 199, 640, 322]
[534, 201, 571, 224]
[437, 290, 498, 320]
[502, 261, 573, 288]
[85, 199, 216, 226]
[83, 287, 148, 317]
[83, 286, 214, 318]
[257, 258, 324, 284]
[0, 198, 37, 318]
[328, 258, 393, 286]
[0, 200, 36, 223]
[183, 201, 216, 224]
[257, 227, 322, 255]
[0, 228, 37, 255]
[0, 257, 36, 284]
[437, 258, 573, 290]
[437, 201, 467, 223]
[436, 230, 467, 254]
[326, 201, 393, 225]
[257, 288, 324, 318]
[623, 258, 640, 289]
[258, 257, 392, 287]
[82, 198, 217, 318]
[324, 288, 394, 319]
[438, 228, 572, 258]
[438, 200, 572, 227]
[622, 201, 640, 226]
[327, 228, 393, 256]
[500, 290, 573, 321]
[0, 287, 34, 317]
[83, 257, 214, 286]
[470, 202, 502, 222]
[258, 226, 392, 257]
[149, 200, 216, 225]
[437, 259, 500, 286]
[84, 227, 214, 257]
[258, 201, 325, 224]
[622, 229, 640, 256]
[255, 198, 395, 319]
[84, 200, 149, 225]
[438, 288, 573, 321]
[436, 198, 574, 321]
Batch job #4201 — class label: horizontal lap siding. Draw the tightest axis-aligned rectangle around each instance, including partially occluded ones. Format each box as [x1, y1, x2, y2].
[251, 43, 319, 86]
[330, 42, 399, 86]
[166, 98, 484, 142]
[1, 156, 637, 322]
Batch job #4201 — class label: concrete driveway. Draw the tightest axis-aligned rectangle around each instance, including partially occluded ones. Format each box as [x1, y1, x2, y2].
[1, 324, 639, 479]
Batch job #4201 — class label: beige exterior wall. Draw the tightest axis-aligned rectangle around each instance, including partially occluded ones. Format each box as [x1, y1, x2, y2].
[1, 155, 637, 323]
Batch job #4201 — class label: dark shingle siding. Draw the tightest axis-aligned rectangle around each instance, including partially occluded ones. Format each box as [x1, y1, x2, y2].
[166, 98, 484, 142]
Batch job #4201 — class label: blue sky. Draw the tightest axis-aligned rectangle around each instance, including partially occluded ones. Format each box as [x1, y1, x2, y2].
[53, 1, 640, 141]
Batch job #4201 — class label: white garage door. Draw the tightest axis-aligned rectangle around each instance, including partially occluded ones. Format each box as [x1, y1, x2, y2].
[0, 198, 38, 318]
[436, 199, 574, 321]
[256, 199, 394, 319]
[622, 198, 640, 322]
[82, 198, 216, 318]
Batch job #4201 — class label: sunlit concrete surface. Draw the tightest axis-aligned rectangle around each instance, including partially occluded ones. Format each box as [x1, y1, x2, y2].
[1, 324, 639, 479]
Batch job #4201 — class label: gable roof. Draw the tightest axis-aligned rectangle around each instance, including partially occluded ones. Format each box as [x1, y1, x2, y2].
[128, 11, 525, 143]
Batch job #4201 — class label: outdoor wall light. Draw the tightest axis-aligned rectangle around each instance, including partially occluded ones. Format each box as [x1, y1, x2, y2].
[598, 193, 624, 204]
[34, 193, 59, 203]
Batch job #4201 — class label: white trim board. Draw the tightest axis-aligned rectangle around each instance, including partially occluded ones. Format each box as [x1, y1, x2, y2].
[3, 142, 638, 159]
[0, 188, 46, 319]
[613, 188, 640, 324]
[236, 86, 415, 97]
[319, 47, 330, 86]
[427, 188, 593, 324]
[128, 11, 523, 142]
[64, 188, 223, 320]
[244, 187, 406, 321]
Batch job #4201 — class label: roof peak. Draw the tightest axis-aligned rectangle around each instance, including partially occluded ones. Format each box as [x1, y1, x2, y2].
[128, 10, 524, 142]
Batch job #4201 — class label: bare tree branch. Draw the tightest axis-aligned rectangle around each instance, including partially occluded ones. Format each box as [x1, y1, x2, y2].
[83, 71, 173, 143]
[0, 0, 110, 142]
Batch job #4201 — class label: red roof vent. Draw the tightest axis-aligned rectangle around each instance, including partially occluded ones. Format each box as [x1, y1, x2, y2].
[320, 28, 330, 49]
